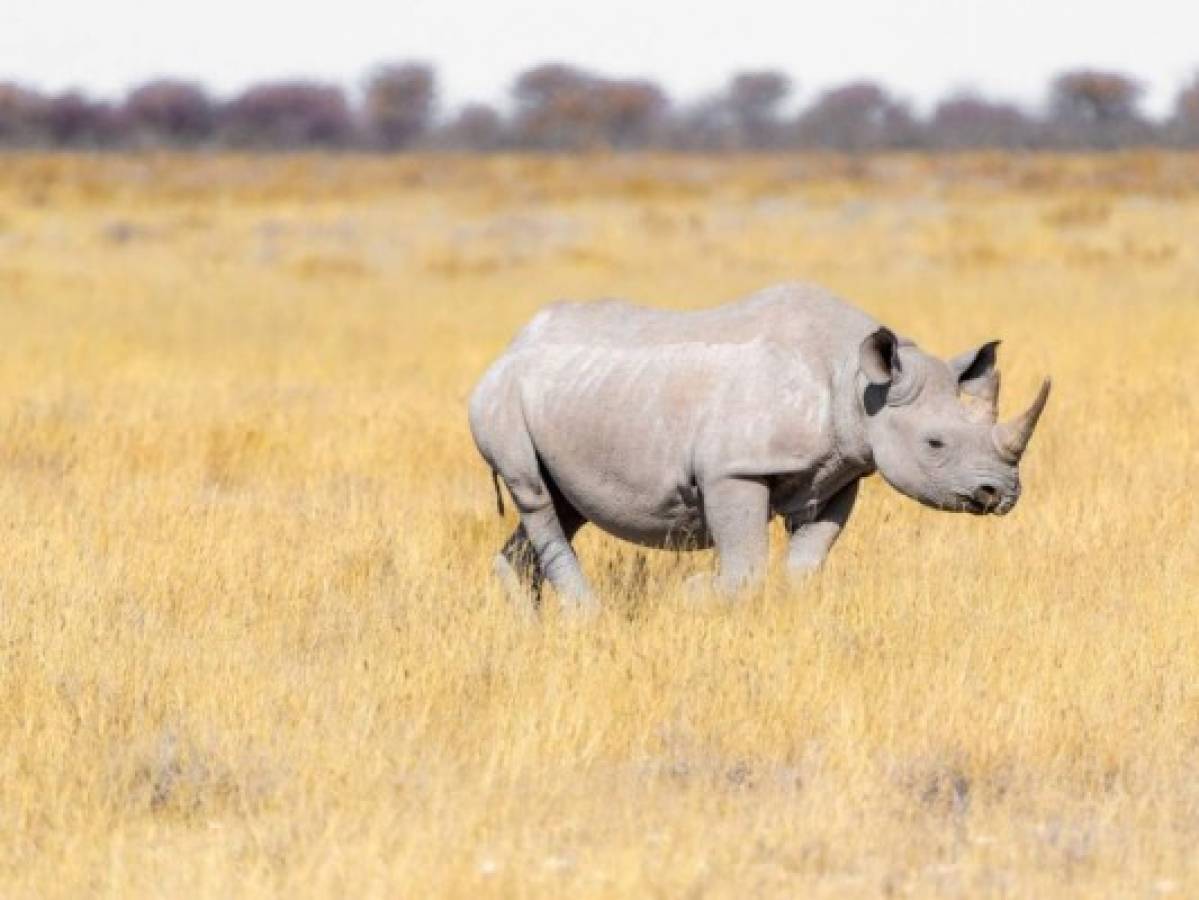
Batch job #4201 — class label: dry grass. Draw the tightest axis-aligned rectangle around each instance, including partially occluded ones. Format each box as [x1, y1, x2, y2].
[0, 152, 1196, 897]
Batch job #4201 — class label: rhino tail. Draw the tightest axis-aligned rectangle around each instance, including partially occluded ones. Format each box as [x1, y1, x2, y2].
[491, 470, 506, 517]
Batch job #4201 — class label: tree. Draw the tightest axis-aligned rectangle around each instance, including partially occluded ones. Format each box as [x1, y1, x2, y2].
[40, 92, 128, 148]
[1171, 74, 1199, 146]
[439, 103, 504, 151]
[796, 81, 918, 151]
[727, 70, 791, 148]
[220, 82, 354, 148]
[511, 64, 667, 150]
[929, 93, 1034, 149]
[1047, 69, 1150, 148]
[667, 98, 737, 151]
[511, 64, 595, 150]
[0, 83, 48, 146]
[363, 62, 436, 150]
[588, 78, 667, 149]
[125, 80, 214, 145]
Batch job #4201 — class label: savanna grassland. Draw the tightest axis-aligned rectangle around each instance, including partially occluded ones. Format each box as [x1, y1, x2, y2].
[0, 153, 1196, 897]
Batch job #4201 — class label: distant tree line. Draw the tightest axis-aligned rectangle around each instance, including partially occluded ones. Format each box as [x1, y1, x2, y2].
[3, 62, 1199, 152]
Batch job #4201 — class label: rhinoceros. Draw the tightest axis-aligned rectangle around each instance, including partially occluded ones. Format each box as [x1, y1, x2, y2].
[469, 282, 1050, 614]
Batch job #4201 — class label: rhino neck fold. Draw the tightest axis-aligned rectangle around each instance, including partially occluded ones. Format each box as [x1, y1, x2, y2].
[835, 363, 877, 475]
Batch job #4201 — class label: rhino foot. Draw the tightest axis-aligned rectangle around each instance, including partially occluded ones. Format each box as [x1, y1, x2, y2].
[492, 554, 539, 624]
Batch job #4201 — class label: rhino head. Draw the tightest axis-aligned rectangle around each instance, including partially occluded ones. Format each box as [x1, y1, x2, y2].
[858, 327, 1050, 515]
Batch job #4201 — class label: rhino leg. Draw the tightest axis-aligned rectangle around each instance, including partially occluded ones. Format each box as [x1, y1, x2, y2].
[493, 499, 586, 617]
[493, 524, 542, 620]
[702, 476, 771, 595]
[785, 479, 859, 577]
[491, 454, 594, 616]
[518, 503, 593, 615]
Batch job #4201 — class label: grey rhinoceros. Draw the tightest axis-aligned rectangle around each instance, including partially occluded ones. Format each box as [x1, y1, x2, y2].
[469, 282, 1050, 614]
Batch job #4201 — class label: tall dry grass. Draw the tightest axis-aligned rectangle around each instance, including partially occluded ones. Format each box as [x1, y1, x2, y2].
[0, 153, 1196, 897]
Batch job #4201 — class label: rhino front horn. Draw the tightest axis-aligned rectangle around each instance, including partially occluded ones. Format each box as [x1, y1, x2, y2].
[993, 378, 1051, 462]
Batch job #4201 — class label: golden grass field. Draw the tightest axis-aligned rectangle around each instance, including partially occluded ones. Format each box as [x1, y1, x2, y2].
[0, 152, 1196, 897]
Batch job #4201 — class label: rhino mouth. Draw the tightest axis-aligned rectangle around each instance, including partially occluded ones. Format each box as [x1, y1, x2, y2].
[961, 497, 990, 515]
[954, 493, 992, 512]
[916, 494, 989, 515]
[953, 493, 1016, 516]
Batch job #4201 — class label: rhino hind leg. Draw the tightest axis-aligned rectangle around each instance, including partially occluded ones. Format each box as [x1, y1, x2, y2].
[493, 524, 542, 621]
[492, 504, 585, 613]
[493, 469, 593, 617]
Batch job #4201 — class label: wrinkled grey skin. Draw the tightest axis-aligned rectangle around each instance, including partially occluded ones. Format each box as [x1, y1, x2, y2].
[469, 282, 1050, 614]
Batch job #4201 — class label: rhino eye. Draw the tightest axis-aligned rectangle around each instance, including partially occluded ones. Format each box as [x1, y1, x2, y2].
[926, 436, 945, 450]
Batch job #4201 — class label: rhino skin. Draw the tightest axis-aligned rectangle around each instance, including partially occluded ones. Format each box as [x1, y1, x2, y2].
[468, 281, 1050, 614]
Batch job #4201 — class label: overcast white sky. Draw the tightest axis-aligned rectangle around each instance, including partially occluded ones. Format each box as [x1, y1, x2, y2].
[4, 0, 1197, 115]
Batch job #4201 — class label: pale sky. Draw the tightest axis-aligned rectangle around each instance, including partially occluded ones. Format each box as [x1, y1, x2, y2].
[4, 0, 1197, 116]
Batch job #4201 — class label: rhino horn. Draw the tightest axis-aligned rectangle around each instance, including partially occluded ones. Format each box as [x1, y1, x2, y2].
[993, 378, 1051, 462]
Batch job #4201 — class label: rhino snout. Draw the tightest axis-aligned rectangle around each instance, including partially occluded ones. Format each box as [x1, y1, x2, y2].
[956, 479, 1019, 515]
[973, 483, 1000, 508]
[992, 485, 1020, 516]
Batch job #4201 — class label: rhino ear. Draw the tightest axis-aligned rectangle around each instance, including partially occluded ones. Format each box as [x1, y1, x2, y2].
[860, 327, 901, 386]
[949, 340, 1000, 404]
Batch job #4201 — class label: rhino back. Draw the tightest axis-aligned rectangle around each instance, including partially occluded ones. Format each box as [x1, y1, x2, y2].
[510, 281, 877, 358]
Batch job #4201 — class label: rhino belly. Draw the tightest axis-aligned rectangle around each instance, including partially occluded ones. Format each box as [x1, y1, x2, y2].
[535, 438, 712, 551]
[558, 470, 713, 550]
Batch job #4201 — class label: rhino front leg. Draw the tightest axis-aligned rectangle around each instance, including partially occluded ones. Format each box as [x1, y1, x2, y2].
[785, 479, 859, 577]
[702, 476, 771, 596]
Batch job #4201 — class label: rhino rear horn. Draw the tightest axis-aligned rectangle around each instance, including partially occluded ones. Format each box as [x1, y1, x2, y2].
[993, 378, 1051, 462]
